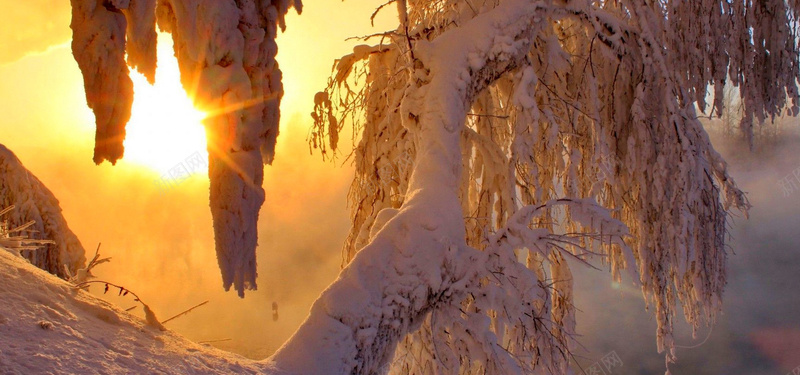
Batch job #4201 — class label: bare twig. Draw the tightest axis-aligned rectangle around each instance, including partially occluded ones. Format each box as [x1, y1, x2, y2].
[0, 205, 15, 217]
[370, 0, 397, 26]
[161, 300, 210, 325]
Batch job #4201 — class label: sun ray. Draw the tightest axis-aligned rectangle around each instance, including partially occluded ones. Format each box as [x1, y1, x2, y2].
[123, 33, 208, 175]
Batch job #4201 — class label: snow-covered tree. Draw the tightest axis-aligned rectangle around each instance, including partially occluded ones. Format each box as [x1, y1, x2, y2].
[0, 144, 86, 278]
[69, 0, 800, 373]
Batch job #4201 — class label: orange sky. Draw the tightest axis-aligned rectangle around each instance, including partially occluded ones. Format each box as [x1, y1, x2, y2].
[0, 1, 396, 358]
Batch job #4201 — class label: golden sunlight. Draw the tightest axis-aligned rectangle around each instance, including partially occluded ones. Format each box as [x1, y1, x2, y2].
[123, 34, 208, 175]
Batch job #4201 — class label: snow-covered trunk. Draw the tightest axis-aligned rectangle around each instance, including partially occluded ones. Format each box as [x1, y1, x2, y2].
[270, 185, 477, 374]
[271, 54, 472, 375]
[270, 2, 542, 373]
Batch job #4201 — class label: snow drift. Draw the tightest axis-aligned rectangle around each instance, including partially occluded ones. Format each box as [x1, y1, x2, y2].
[0, 246, 279, 375]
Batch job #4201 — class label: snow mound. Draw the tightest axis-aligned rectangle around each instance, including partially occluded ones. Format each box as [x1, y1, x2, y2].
[0, 248, 278, 375]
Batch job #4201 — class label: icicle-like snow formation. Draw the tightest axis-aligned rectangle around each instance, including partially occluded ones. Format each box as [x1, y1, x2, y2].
[70, 0, 133, 164]
[70, 0, 301, 296]
[308, 0, 800, 371]
[0, 144, 86, 278]
[124, 0, 158, 83]
[156, 0, 301, 296]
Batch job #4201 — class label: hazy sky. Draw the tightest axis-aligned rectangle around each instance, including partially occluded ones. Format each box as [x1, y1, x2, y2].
[1, 2, 798, 373]
[0, 1, 72, 65]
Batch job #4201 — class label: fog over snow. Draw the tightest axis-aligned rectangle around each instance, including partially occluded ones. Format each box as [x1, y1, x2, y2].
[570, 126, 800, 374]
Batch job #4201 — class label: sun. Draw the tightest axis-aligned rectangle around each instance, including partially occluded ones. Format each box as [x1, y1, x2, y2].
[123, 33, 208, 176]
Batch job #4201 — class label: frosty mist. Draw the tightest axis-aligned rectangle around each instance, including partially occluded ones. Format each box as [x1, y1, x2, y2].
[569, 128, 800, 374]
[0, 111, 353, 358]
[0, 1, 72, 65]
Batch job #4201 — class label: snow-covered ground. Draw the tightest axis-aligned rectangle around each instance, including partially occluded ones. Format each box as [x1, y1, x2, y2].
[0, 247, 280, 375]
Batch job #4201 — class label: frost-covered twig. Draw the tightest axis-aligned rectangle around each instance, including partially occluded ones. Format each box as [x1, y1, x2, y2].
[66, 243, 110, 284]
[0, 205, 56, 256]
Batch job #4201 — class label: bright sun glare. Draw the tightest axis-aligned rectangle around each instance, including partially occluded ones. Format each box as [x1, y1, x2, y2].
[123, 34, 208, 175]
